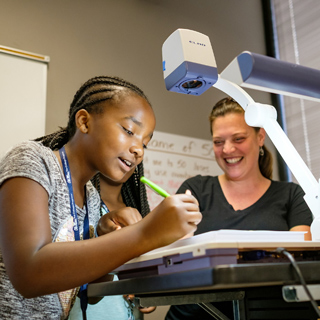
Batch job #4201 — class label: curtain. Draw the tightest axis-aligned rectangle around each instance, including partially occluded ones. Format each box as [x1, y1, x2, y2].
[272, 0, 320, 183]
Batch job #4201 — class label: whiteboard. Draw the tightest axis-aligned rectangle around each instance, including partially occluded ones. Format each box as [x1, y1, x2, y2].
[0, 46, 49, 158]
[143, 131, 223, 209]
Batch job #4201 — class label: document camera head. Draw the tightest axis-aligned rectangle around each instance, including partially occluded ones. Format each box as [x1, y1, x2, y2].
[162, 29, 218, 96]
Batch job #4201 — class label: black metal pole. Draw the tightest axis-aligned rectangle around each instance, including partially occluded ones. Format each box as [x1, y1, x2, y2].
[261, 0, 291, 182]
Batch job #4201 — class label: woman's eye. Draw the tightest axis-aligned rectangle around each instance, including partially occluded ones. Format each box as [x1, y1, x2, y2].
[213, 141, 223, 146]
[235, 137, 245, 142]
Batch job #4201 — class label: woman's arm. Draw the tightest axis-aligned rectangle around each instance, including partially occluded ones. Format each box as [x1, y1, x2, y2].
[290, 225, 311, 241]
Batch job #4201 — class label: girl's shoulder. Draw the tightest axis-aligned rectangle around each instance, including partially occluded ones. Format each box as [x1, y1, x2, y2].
[2, 140, 53, 161]
[0, 140, 59, 189]
[1, 140, 56, 172]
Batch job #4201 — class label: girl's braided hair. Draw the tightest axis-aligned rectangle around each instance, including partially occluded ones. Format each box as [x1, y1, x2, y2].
[35, 76, 151, 216]
[35, 76, 151, 150]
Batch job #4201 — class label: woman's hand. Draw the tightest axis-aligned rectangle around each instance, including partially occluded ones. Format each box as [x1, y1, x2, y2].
[97, 207, 142, 236]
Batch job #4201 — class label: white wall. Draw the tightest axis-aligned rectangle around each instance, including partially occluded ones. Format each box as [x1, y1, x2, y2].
[0, 0, 271, 139]
[0, 49, 48, 157]
[0, 1, 276, 318]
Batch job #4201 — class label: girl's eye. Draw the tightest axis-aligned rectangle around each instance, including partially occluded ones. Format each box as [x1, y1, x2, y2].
[123, 126, 148, 149]
[213, 141, 223, 146]
[123, 127, 133, 135]
[235, 137, 245, 142]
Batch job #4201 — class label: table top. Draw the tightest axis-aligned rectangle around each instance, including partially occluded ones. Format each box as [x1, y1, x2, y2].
[88, 260, 320, 298]
[116, 231, 320, 266]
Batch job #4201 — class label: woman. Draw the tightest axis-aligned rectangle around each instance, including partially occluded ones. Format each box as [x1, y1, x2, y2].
[165, 97, 313, 320]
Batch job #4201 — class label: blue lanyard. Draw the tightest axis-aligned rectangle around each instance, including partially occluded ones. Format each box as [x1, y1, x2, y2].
[59, 146, 90, 241]
[59, 146, 89, 319]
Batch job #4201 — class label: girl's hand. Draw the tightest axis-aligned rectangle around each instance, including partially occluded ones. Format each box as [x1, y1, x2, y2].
[97, 207, 142, 236]
[138, 191, 202, 250]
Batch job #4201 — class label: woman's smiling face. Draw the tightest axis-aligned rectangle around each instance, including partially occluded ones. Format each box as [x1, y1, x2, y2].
[211, 112, 265, 181]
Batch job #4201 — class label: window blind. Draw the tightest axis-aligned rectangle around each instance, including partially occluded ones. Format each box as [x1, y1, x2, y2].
[272, 0, 320, 183]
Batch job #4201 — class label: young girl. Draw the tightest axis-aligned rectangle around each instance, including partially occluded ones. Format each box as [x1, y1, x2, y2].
[0, 76, 201, 319]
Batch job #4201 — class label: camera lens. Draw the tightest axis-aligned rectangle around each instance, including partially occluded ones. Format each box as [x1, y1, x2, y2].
[182, 80, 203, 89]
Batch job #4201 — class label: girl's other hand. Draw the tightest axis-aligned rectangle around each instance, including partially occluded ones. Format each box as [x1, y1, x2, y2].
[97, 207, 142, 236]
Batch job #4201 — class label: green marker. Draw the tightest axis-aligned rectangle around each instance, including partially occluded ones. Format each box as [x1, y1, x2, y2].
[140, 176, 170, 198]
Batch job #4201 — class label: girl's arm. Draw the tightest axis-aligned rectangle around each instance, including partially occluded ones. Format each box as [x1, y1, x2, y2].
[0, 177, 201, 298]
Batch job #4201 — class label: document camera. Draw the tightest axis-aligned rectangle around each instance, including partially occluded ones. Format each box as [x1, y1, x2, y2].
[162, 29, 218, 95]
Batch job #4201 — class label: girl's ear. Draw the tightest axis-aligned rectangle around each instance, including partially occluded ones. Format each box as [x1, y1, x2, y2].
[75, 109, 90, 134]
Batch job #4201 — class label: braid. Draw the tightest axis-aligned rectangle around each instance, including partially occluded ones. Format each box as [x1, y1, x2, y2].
[136, 162, 150, 216]
[91, 173, 103, 216]
[122, 162, 150, 217]
[91, 162, 150, 218]
[34, 127, 68, 150]
[91, 173, 101, 194]
[34, 76, 151, 150]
